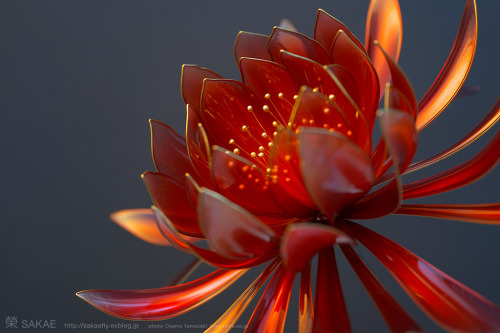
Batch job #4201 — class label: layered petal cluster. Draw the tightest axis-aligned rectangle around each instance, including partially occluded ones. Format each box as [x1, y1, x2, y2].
[78, 0, 500, 331]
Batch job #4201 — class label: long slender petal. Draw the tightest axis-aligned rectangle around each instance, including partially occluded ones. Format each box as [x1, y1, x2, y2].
[313, 247, 350, 333]
[341, 245, 422, 333]
[110, 209, 171, 246]
[298, 263, 314, 333]
[416, 0, 477, 131]
[280, 223, 353, 272]
[206, 259, 280, 333]
[349, 221, 500, 332]
[77, 269, 246, 320]
[403, 128, 500, 199]
[396, 203, 500, 224]
[245, 263, 296, 333]
[365, 0, 403, 98]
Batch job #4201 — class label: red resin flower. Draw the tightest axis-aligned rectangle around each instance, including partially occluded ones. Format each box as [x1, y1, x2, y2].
[78, 0, 500, 331]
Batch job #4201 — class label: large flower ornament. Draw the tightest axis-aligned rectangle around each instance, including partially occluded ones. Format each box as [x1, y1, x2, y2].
[78, 0, 500, 331]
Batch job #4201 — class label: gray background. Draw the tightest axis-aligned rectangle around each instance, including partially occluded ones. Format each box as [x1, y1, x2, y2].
[1, 0, 499, 332]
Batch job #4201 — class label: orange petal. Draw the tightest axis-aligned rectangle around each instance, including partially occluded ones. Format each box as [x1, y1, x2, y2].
[365, 0, 403, 98]
[110, 209, 171, 246]
[298, 263, 314, 333]
[416, 0, 477, 131]
[396, 203, 500, 225]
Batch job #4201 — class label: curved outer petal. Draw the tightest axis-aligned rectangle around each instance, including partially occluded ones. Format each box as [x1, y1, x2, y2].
[396, 203, 500, 224]
[110, 209, 171, 246]
[365, 0, 403, 98]
[234, 32, 272, 63]
[403, 127, 500, 199]
[152, 207, 196, 254]
[280, 223, 354, 272]
[142, 171, 202, 237]
[403, 97, 500, 176]
[210, 147, 289, 215]
[181, 65, 222, 112]
[76, 269, 246, 320]
[298, 128, 374, 220]
[152, 206, 277, 269]
[245, 263, 296, 333]
[330, 31, 379, 128]
[239, 57, 298, 125]
[299, 263, 314, 333]
[206, 259, 280, 333]
[268, 27, 331, 65]
[198, 188, 279, 259]
[314, 9, 365, 54]
[313, 247, 350, 333]
[416, 0, 477, 131]
[150, 120, 195, 185]
[348, 221, 500, 332]
[341, 245, 423, 333]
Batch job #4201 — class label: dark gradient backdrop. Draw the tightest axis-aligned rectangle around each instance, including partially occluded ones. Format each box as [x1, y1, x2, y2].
[1, 0, 499, 332]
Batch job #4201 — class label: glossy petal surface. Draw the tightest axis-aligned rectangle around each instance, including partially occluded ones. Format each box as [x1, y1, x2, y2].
[313, 247, 350, 333]
[245, 263, 296, 333]
[181, 65, 222, 112]
[110, 209, 171, 246]
[234, 32, 272, 62]
[299, 128, 374, 220]
[298, 263, 314, 333]
[314, 9, 365, 54]
[349, 221, 500, 332]
[281, 223, 353, 272]
[396, 203, 500, 224]
[365, 0, 403, 97]
[198, 189, 279, 259]
[77, 269, 245, 320]
[416, 0, 477, 131]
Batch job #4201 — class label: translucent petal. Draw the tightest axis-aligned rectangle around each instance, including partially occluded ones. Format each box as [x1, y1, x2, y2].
[279, 18, 297, 32]
[185, 105, 213, 183]
[365, 0, 403, 97]
[416, 0, 477, 131]
[181, 65, 222, 112]
[313, 247, 350, 332]
[340, 245, 423, 333]
[201, 79, 276, 167]
[280, 223, 353, 272]
[210, 147, 286, 215]
[142, 171, 202, 237]
[268, 27, 331, 65]
[298, 128, 374, 220]
[110, 209, 171, 246]
[349, 221, 500, 332]
[403, 128, 500, 199]
[198, 188, 279, 259]
[245, 263, 296, 333]
[239, 57, 298, 124]
[150, 120, 194, 185]
[298, 263, 314, 333]
[396, 203, 500, 225]
[152, 207, 196, 254]
[234, 32, 272, 63]
[289, 86, 354, 143]
[77, 269, 246, 320]
[267, 128, 317, 216]
[314, 9, 365, 54]
[153, 207, 277, 269]
[206, 259, 280, 333]
[330, 31, 379, 127]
